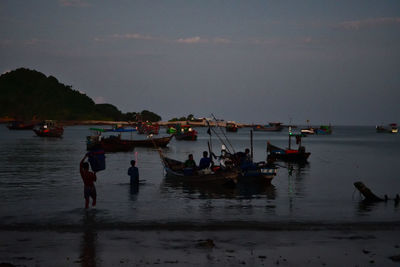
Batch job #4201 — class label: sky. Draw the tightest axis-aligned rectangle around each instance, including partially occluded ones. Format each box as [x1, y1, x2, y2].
[1, 0, 399, 125]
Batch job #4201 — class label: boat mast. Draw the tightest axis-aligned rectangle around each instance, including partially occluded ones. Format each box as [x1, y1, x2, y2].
[250, 129, 254, 160]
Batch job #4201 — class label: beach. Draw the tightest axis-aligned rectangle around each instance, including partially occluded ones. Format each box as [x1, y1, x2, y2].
[1, 125, 400, 266]
[1, 226, 400, 266]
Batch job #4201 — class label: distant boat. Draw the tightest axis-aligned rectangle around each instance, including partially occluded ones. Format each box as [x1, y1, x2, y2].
[226, 121, 238, 132]
[87, 133, 173, 152]
[7, 121, 35, 130]
[376, 123, 398, 133]
[175, 125, 198, 141]
[267, 130, 310, 162]
[253, 122, 283, 132]
[166, 124, 178, 134]
[89, 126, 137, 133]
[137, 121, 160, 135]
[300, 127, 315, 135]
[33, 120, 64, 138]
[315, 125, 332, 135]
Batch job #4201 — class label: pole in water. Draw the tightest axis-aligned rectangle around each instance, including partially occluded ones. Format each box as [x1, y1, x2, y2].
[250, 129, 253, 160]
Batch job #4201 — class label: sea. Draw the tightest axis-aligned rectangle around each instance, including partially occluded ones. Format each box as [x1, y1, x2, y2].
[0, 125, 399, 230]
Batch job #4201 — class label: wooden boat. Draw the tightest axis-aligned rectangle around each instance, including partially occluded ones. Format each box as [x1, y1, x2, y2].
[226, 122, 238, 132]
[300, 127, 315, 135]
[87, 133, 173, 152]
[175, 125, 198, 141]
[33, 120, 64, 137]
[315, 125, 332, 135]
[137, 121, 160, 135]
[7, 121, 35, 130]
[161, 156, 238, 185]
[267, 131, 310, 162]
[376, 123, 398, 133]
[238, 162, 278, 183]
[166, 124, 178, 134]
[253, 122, 283, 132]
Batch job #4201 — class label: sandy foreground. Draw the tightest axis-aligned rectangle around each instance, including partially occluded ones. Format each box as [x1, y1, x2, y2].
[1, 228, 399, 267]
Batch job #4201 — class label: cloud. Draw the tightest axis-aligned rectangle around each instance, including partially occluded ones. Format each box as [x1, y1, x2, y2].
[59, 0, 90, 7]
[94, 33, 160, 43]
[337, 17, 400, 30]
[111, 33, 157, 41]
[95, 33, 232, 46]
[176, 36, 207, 44]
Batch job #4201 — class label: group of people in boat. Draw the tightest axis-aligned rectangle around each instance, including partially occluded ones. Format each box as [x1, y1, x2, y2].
[182, 148, 254, 174]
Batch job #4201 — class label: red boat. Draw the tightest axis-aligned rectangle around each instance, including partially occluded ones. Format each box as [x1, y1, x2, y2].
[175, 125, 198, 141]
[226, 122, 238, 132]
[267, 131, 310, 162]
[137, 121, 160, 135]
[33, 121, 64, 138]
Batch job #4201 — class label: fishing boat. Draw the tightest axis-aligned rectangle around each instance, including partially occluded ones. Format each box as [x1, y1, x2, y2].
[230, 148, 278, 184]
[238, 161, 278, 183]
[175, 125, 198, 141]
[33, 120, 64, 137]
[226, 121, 238, 132]
[253, 122, 283, 132]
[315, 125, 332, 135]
[7, 121, 35, 130]
[86, 129, 173, 152]
[267, 130, 310, 162]
[137, 121, 160, 135]
[166, 124, 178, 134]
[161, 156, 238, 185]
[300, 127, 315, 135]
[376, 123, 398, 133]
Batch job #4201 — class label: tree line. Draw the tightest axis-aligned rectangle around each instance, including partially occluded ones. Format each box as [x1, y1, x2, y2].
[0, 68, 161, 122]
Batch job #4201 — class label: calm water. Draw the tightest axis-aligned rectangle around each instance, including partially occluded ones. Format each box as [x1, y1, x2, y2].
[0, 125, 399, 228]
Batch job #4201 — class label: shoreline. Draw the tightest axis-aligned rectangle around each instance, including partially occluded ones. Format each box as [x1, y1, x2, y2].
[1, 228, 399, 266]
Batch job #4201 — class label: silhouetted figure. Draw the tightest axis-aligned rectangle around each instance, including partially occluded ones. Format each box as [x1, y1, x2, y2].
[128, 160, 139, 185]
[80, 154, 97, 209]
[199, 151, 213, 169]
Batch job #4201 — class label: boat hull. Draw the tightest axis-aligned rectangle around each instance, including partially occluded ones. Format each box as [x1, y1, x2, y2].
[267, 143, 310, 162]
[33, 128, 64, 138]
[87, 135, 173, 152]
[175, 132, 197, 141]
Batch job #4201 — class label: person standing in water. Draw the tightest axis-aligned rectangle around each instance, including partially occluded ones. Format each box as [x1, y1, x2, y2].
[80, 154, 97, 209]
[128, 160, 139, 185]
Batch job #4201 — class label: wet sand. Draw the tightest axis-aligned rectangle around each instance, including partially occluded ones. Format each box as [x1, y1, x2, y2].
[1, 229, 399, 266]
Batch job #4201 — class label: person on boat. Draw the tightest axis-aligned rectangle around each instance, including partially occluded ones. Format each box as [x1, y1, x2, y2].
[184, 154, 196, 169]
[128, 160, 139, 185]
[235, 148, 253, 170]
[80, 154, 97, 209]
[199, 151, 213, 170]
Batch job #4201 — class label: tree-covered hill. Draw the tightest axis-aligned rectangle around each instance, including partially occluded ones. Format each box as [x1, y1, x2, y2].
[0, 68, 161, 122]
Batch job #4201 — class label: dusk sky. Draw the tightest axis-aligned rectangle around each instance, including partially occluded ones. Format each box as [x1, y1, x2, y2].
[1, 0, 399, 125]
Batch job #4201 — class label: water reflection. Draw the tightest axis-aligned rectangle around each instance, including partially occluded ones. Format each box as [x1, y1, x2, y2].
[129, 183, 139, 201]
[162, 177, 276, 200]
[79, 210, 99, 267]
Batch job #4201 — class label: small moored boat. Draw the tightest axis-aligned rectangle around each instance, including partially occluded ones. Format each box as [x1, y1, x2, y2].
[267, 130, 310, 162]
[33, 120, 64, 137]
[253, 122, 283, 132]
[175, 125, 198, 141]
[376, 123, 398, 133]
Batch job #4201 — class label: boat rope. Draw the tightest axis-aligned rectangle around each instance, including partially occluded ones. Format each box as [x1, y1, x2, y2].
[211, 114, 236, 154]
[207, 119, 231, 154]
